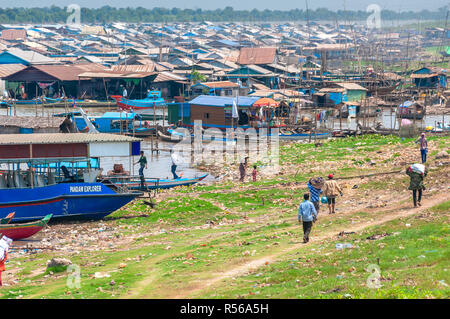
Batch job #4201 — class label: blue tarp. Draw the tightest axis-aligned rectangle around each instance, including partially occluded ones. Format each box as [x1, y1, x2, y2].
[399, 101, 414, 108]
[188, 95, 260, 107]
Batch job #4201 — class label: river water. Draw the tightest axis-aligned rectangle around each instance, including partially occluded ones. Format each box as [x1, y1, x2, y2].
[8, 105, 216, 182]
[7, 105, 449, 181]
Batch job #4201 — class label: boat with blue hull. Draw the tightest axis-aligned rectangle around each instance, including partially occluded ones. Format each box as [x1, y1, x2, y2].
[111, 91, 167, 110]
[0, 182, 138, 222]
[0, 133, 143, 222]
[104, 174, 208, 190]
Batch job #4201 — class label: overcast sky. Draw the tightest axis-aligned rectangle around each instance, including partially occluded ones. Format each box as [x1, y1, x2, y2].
[2, 0, 449, 11]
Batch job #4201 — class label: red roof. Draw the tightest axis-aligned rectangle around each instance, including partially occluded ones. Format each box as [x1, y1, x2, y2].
[1, 29, 27, 40]
[238, 47, 277, 65]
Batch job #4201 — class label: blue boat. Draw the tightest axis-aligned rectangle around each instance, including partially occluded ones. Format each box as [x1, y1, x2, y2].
[104, 174, 208, 190]
[111, 90, 167, 110]
[72, 111, 154, 135]
[0, 182, 138, 222]
[0, 133, 143, 222]
[278, 132, 331, 141]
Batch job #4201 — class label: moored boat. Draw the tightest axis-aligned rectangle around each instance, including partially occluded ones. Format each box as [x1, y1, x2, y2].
[396, 101, 426, 120]
[0, 214, 52, 240]
[111, 90, 167, 110]
[0, 212, 14, 224]
[279, 131, 331, 141]
[102, 174, 208, 190]
[0, 133, 143, 222]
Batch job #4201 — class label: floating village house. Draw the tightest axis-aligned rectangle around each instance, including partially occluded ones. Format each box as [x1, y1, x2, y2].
[411, 67, 448, 89]
[188, 95, 260, 128]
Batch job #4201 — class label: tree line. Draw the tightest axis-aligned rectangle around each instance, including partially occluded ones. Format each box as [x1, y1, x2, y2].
[0, 6, 447, 24]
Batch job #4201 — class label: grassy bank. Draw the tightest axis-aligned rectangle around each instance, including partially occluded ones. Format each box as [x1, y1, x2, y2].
[0, 134, 448, 299]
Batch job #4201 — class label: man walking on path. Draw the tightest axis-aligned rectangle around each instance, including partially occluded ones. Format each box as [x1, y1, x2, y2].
[406, 164, 428, 207]
[322, 174, 343, 214]
[134, 151, 148, 190]
[298, 194, 317, 243]
[415, 133, 428, 163]
[307, 177, 323, 214]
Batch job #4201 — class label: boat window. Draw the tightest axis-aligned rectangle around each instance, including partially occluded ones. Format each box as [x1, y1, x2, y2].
[0, 174, 7, 189]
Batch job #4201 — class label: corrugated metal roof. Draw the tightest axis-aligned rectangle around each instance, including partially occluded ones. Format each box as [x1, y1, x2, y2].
[189, 95, 260, 107]
[0, 133, 141, 145]
[5, 64, 100, 81]
[336, 82, 368, 91]
[0, 115, 65, 129]
[0, 64, 26, 78]
[1, 29, 27, 40]
[78, 70, 155, 79]
[153, 71, 187, 82]
[193, 81, 239, 89]
[238, 47, 277, 65]
[1, 48, 57, 65]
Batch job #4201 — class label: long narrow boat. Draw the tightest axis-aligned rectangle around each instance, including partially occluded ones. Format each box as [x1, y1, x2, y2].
[279, 132, 331, 141]
[111, 91, 167, 110]
[0, 214, 52, 240]
[104, 174, 208, 190]
[0, 212, 14, 224]
[157, 130, 182, 142]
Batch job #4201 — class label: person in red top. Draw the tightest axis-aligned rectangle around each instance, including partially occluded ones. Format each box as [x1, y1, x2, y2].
[0, 236, 13, 287]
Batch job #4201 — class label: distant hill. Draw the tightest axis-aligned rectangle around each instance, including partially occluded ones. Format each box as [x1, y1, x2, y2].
[0, 6, 447, 24]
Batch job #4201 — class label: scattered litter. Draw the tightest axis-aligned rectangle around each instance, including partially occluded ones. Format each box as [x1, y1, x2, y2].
[94, 272, 111, 279]
[336, 243, 353, 250]
[366, 233, 392, 240]
[405, 224, 411, 227]
[338, 231, 356, 237]
[438, 280, 448, 287]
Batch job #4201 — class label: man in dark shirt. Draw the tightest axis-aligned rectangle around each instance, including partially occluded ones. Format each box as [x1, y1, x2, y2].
[135, 151, 148, 190]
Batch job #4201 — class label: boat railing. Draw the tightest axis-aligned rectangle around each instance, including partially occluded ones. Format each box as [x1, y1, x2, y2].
[99, 175, 160, 193]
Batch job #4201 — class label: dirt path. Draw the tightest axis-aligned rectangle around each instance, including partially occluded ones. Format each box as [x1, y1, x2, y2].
[169, 192, 449, 299]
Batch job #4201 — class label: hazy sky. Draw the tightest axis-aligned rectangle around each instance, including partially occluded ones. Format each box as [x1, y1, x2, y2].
[2, 0, 449, 11]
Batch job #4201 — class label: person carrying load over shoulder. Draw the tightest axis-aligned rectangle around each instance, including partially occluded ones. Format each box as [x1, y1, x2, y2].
[406, 164, 428, 208]
[307, 177, 324, 215]
[322, 174, 343, 215]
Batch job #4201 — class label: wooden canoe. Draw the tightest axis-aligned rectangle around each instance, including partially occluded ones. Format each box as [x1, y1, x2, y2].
[0, 212, 15, 225]
[0, 214, 52, 240]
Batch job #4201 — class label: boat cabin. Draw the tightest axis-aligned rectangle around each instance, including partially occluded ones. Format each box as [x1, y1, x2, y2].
[73, 112, 144, 133]
[0, 133, 142, 221]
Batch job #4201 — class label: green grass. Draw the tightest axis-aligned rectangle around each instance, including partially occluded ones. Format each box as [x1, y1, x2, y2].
[1, 135, 448, 299]
[198, 202, 450, 299]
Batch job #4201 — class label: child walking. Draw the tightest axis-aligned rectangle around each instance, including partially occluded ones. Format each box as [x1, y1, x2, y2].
[252, 165, 257, 182]
[298, 193, 318, 243]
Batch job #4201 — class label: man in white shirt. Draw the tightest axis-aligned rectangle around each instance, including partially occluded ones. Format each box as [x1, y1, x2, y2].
[171, 150, 180, 179]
